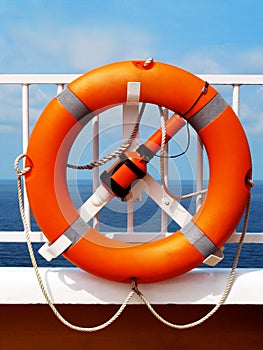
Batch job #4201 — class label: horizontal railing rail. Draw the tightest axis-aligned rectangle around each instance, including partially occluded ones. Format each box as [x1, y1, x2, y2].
[1, 73, 263, 84]
[0, 231, 262, 244]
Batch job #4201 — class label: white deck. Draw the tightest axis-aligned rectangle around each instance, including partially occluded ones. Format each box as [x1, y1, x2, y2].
[1, 267, 262, 305]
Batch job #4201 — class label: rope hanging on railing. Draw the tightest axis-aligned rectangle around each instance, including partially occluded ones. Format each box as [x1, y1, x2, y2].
[67, 103, 146, 170]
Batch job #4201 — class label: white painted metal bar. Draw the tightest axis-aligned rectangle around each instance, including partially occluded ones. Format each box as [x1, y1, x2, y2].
[0, 231, 48, 242]
[133, 174, 193, 228]
[232, 84, 240, 115]
[1, 231, 263, 243]
[0, 74, 80, 84]
[21, 84, 31, 229]
[56, 83, 64, 94]
[227, 232, 263, 243]
[199, 74, 263, 85]
[122, 98, 141, 233]
[92, 115, 100, 230]
[78, 185, 113, 223]
[161, 108, 169, 232]
[196, 136, 204, 212]
[127, 201, 134, 233]
[1, 74, 263, 85]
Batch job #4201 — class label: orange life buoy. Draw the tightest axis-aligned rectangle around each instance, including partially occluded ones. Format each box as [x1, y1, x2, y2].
[25, 60, 252, 283]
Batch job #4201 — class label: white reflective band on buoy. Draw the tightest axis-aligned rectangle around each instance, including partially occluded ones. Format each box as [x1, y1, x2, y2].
[56, 87, 94, 123]
[181, 220, 218, 257]
[188, 94, 228, 131]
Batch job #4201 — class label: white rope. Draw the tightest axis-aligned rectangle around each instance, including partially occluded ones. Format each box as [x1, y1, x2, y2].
[132, 194, 251, 329]
[14, 154, 135, 332]
[143, 57, 154, 67]
[67, 103, 146, 170]
[154, 107, 252, 327]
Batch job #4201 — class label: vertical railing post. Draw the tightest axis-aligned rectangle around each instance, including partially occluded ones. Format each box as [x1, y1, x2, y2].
[232, 84, 240, 115]
[196, 136, 203, 211]
[92, 115, 100, 230]
[22, 84, 31, 229]
[161, 108, 169, 232]
[122, 102, 140, 233]
[56, 83, 64, 94]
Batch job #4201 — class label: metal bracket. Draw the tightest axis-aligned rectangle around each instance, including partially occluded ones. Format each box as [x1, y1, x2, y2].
[203, 247, 225, 266]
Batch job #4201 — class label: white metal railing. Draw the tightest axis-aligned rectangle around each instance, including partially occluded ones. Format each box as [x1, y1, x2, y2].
[0, 73, 262, 245]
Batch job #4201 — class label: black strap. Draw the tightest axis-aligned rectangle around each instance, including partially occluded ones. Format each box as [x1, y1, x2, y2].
[182, 81, 209, 117]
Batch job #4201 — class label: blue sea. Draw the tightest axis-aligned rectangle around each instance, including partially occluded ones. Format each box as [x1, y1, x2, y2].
[0, 179, 262, 268]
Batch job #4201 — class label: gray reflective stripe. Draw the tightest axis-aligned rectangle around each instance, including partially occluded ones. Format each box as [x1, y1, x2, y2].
[188, 94, 228, 132]
[56, 87, 94, 123]
[63, 216, 89, 245]
[181, 221, 217, 257]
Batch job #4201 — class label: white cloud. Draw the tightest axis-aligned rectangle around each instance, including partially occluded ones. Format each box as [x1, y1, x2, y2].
[0, 86, 21, 128]
[4, 23, 153, 73]
[245, 112, 263, 136]
[176, 52, 224, 74]
[173, 46, 263, 75]
[238, 86, 263, 137]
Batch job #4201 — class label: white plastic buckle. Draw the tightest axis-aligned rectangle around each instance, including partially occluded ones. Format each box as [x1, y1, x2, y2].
[203, 247, 225, 267]
[38, 235, 72, 262]
[126, 82, 140, 105]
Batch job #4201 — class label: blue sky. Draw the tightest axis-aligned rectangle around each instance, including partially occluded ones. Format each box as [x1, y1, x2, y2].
[0, 0, 263, 179]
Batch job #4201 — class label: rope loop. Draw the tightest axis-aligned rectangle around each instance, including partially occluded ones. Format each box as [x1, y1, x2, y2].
[246, 177, 255, 188]
[14, 154, 31, 177]
[143, 57, 154, 68]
